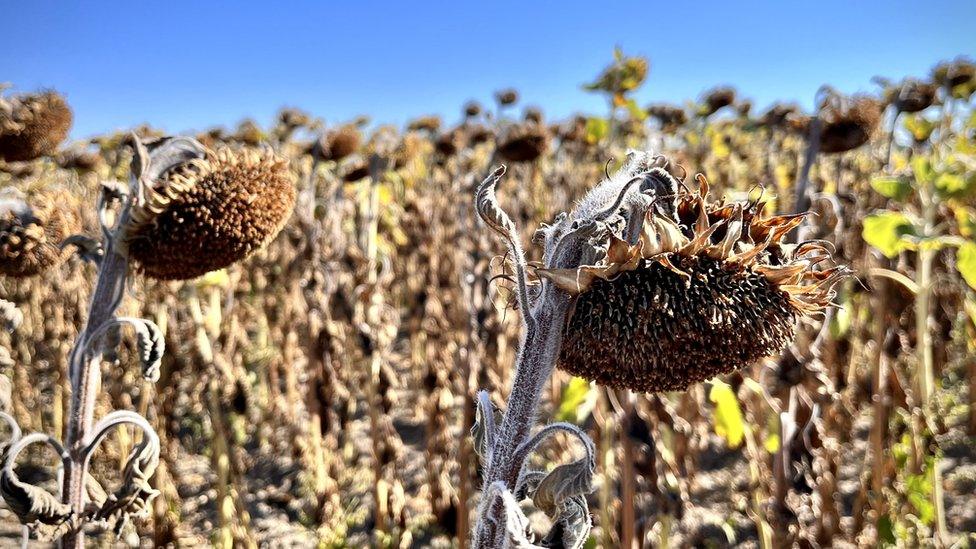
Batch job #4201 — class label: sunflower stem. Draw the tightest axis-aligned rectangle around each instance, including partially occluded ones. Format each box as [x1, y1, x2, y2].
[62, 242, 129, 549]
[473, 284, 572, 548]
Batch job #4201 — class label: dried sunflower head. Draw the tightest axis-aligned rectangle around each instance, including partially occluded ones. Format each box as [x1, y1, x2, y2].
[647, 104, 688, 132]
[407, 115, 442, 134]
[496, 123, 550, 163]
[759, 103, 800, 129]
[435, 127, 465, 157]
[233, 119, 265, 146]
[882, 79, 937, 114]
[0, 188, 80, 278]
[495, 88, 519, 106]
[700, 87, 737, 117]
[932, 58, 975, 95]
[311, 125, 361, 162]
[815, 91, 882, 154]
[122, 143, 296, 280]
[535, 151, 843, 392]
[464, 101, 483, 118]
[0, 90, 73, 162]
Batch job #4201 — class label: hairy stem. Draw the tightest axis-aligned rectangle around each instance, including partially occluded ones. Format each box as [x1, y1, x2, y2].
[473, 285, 572, 547]
[61, 245, 129, 548]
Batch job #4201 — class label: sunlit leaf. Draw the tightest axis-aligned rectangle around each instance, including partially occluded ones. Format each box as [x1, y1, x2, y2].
[906, 470, 934, 525]
[623, 98, 648, 121]
[862, 211, 917, 258]
[709, 380, 744, 448]
[585, 117, 609, 145]
[911, 156, 934, 185]
[954, 206, 976, 237]
[935, 172, 975, 198]
[829, 289, 852, 338]
[556, 376, 598, 424]
[957, 241, 976, 290]
[903, 114, 935, 142]
[870, 176, 912, 201]
[764, 433, 781, 453]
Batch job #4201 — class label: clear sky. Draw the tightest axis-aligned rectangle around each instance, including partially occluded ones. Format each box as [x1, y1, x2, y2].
[2, 1, 973, 140]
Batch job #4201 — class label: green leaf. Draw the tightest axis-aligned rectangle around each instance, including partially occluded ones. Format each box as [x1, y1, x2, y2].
[829, 290, 852, 338]
[870, 176, 912, 201]
[911, 156, 934, 186]
[585, 117, 609, 145]
[863, 212, 917, 258]
[903, 115, 935, 142]
[709, 380, 744, 448]
[877, 515, 897, 546]
[906, 471, 934, 525]
[954, 206, 976, 237]
[935, 171, 976, 199]
[957, 241, 976, 290]
[556, 377, 598, 424]
[623, 98, 648, 121]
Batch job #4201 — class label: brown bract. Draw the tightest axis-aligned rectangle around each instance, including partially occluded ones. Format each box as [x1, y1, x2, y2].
[0, 188, 80, 278]
[122, 148, 296, 280]
[544, 165, 843, 392]
[0, 91, 73, 162]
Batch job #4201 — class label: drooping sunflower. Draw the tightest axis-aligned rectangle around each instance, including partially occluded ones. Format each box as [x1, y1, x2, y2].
[496, 123, 550, 163]
[122, 146, 296, 280]
[0, 188, 80, 278]
[700, 87, 737, 117]
[815, 91, 882, 154]
[537, 152, 843, 392]
[0, 91, 73, 163]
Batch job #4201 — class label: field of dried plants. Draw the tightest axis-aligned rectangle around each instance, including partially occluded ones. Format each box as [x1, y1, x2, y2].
[1, 53, 975, 548]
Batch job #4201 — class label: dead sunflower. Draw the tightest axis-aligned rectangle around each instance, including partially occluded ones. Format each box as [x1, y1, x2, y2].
[647, 104, 688, 132]
[407, 116, 442, 133]
[311, 125, 361, 162]
[122, 146, 296, 280]
[496, 123, 550, 163]
[932, 59, 975, 90]
[0, 188, 80, 277]
[883, 79, 937, 113]
[700, 87, 737, 117]
[759, 103, 800, 129]
[495, 89, 519, 106]
[464, 101, 483, 118]
[0, 90, 73, 162]
[815, 92, 882, 154]
[534, 152, 843, 392]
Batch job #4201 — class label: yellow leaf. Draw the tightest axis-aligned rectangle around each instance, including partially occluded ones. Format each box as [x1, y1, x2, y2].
[709, 380, 745, 447]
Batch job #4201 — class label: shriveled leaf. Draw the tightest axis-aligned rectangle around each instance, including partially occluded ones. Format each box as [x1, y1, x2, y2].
[0, 465, 72, 534]
[133, 320, 165, 382]
[539, 494, 592, 549]
[472, 392, 502, 463]
[531, 457, 595, 518]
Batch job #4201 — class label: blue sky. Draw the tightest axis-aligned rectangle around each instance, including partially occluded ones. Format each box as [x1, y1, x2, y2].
[1, 1, 973, 140]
